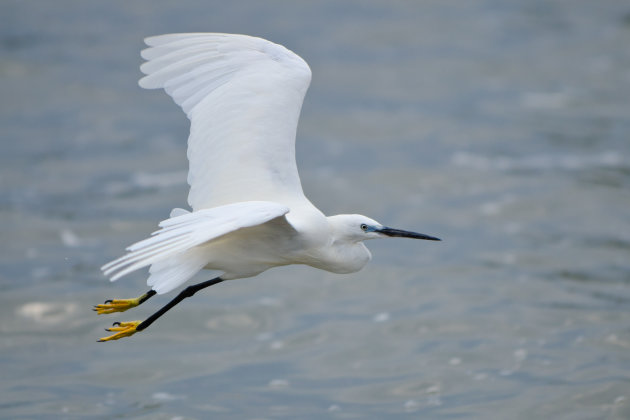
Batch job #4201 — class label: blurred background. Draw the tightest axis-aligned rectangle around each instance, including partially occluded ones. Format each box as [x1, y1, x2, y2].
[1, 1, 629, 418]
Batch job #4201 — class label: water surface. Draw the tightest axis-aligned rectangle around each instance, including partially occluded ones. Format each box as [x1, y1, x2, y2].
[1, 1, 630, 418]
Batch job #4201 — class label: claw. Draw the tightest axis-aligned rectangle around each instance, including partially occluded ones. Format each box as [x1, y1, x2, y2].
[98, 321, 141, 342]
[93, 297, 141, 315]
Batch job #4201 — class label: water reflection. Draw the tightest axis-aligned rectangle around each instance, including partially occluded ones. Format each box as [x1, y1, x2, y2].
[17, 302, 78, 326]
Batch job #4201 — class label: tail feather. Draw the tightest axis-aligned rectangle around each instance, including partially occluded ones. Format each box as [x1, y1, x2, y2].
[147, 248, 212, 294]
[169, 207, 190, 218]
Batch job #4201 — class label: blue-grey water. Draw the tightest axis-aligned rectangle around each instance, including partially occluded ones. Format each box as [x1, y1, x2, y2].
[2, 1, 630, 419]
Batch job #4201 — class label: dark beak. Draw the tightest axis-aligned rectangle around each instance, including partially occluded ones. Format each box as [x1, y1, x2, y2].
[377, 227, 441, 241]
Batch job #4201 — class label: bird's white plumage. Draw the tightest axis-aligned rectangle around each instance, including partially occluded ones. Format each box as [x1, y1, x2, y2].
[101, 33, 437, 297]
[102, 201, 289, 292]
[146, 246, 212, 294]
[139, 33, 312, 210]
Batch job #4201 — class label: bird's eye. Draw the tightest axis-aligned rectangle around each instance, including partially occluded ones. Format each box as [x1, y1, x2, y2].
[360, 224, 368, 231]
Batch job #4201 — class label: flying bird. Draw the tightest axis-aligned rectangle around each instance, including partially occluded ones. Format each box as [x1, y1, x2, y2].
[95, 33, 440, 342]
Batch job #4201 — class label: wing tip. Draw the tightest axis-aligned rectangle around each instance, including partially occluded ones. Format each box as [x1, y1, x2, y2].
[143, 33, 191, 47]
[143, 32, 222, 47]
[138, 75, 151, 89]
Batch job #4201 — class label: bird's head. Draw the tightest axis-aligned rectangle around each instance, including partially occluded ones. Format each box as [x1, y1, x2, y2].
[327, 214, 441, 243]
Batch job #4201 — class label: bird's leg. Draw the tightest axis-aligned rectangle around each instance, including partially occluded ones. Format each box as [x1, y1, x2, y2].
[93, 290, 157, 314]
[98, 277, 224, 342]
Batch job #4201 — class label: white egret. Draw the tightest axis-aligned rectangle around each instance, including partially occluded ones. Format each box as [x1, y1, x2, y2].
[95, 33, 440, 342]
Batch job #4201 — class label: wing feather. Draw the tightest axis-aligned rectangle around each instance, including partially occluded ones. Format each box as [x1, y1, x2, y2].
[139, 33, 312, 210]
[101, 201, 289, 282]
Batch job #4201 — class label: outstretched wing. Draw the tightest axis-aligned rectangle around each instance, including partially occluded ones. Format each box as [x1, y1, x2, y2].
[101, 201, 290, 284]
[139, 33, 312, 210]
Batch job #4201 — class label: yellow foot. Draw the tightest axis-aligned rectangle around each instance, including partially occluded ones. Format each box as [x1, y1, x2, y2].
[93, 297, 142, 314]
[98, 321, 142, 342]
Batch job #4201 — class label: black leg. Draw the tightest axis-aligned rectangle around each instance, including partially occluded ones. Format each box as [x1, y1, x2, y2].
[138, 289, 157, 304]
[136, 276, 224, 332]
